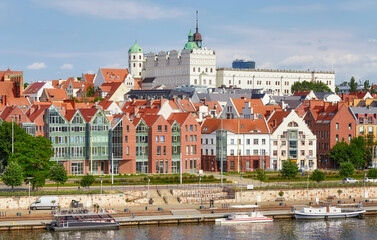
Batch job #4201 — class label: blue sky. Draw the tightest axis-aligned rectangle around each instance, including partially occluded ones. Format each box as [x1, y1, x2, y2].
[2, 0, 377, 85]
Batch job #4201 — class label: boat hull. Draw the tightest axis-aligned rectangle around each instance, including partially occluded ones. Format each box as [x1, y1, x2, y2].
[216, 217, 274, 224]
[295, 210, 365, 220]
[52, 223, 119, 231]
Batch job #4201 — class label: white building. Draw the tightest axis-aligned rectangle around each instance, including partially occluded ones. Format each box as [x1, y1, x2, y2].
[23, 81, 53, 102]
[267, 110, 317, 171]
[201, 118, 270, 172]
[216, 68, 335, 95]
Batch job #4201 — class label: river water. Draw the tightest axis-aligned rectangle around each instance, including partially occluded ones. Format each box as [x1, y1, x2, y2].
[1, 217, 377, 240]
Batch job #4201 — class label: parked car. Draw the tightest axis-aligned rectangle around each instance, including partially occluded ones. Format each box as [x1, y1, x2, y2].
[363, 177, 377, 183]
[30, 196, 59, 210]
[342, 178, 359, 184]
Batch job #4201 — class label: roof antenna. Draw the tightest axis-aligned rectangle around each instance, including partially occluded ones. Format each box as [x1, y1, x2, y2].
[196, 10, 199, 33]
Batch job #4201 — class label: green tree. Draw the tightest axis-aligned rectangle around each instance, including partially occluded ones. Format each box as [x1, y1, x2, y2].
[0, 121, 31, 168]
[23, 83, 29, 89]
[329, 140, 350, 165]
[367, 169, 377, 178]
[10, 136, 54, 178]
[50, 164, 68, 192]
[339, 161, 354, 177]
[29, 171, 48, 190]
[349, 76, 358, 93]
[80, 174, 95, 188]
[370, 85, 376, 94]
[335, 86, 340, 94]
[291, 80, 331, 93]
[363, 80, 371, 92]
[310, 169, 325, 183]
[86, 85, 95, 97]
[280, 160, 299, 179]
[255, 169, 266, 182]
[349, 136, 368, 168]
[2, 161, 23, 191]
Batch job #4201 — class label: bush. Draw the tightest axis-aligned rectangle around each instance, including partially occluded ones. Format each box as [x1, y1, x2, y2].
[280, 160, 299, 179]
[310, 169, 325, 183]
[256, 169, 266, 182]
[339, 161, 355, 177]
[80, 174, 95, 188]
[367, 168, 377, 178]
[30, 171, 48, 190]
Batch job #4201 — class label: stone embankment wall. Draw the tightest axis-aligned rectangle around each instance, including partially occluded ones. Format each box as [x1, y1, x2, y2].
[0, 191, 147, 210]
[234, 186, 377, 203]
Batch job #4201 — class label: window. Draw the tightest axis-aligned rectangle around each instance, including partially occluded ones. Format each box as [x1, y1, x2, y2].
[230, 139, 234, 145]
[273, 150, 277, 156]
[186, 135, 188, 142]
[211, 138, 214, 144]
[246, 149, 250, 155]
[126, 147, 129, 156]
[336, 134, 339, 142]
[349, 134, 352, 141]
[230, 149, 234, 156]
[246, 139, 250, 145]
[282, 150, 286, 156]
[157, 146, 161, 155]
[165, 125, 167, 132]
[262, 139, 266, 145]
[359, 126, 364, 134]
[190, 125, 193, 132]
[253, 150, 258, 155]
[253, 139, 258, 145]
[160, 136, 165, 142]
[163, 146, 166, 155]
[359, 117, 364, 124]
[301, 150, 305, 156]
[368, 117, 373, 124]
[309, 141, 313, 145]
[125, 136, 128, 143]
[336, 123, 339, 130]
[368, 126, 373, 134]
[158, 125, 162, 132]
[349, 123, 352, 130]
[156, 136, 159, 142]
[273, 141, 278, 146]
[230, 161, 235, 171]
[309, 150, 313, 156]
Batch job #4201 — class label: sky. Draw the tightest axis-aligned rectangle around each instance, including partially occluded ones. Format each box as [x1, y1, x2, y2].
[2, 0, 377, 85]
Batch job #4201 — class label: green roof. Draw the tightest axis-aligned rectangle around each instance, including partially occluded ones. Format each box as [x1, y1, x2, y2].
[188, 29, 193, 37]
[129, 41, 143, 53]
[184, 41, 198, 50]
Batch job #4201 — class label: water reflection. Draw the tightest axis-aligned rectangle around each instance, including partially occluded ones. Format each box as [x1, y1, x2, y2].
[1, 217, 377, 240]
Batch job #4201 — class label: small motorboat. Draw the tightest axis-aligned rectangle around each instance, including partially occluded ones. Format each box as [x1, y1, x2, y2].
[50, 210, 119, 231]
[216, 205, 273, 224]
[295, 205, 365, 220]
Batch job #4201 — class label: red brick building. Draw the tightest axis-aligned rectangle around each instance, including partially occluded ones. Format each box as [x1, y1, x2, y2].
[304, 101, 356, 168]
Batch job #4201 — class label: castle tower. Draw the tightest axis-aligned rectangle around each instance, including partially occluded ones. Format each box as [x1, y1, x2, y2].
[128, 41, 144, 78]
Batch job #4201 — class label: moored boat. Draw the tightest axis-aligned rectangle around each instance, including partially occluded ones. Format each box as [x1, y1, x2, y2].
[50, 211, 119, 231]
[216, 205, 273, 224]
[294, 205, 365, 220]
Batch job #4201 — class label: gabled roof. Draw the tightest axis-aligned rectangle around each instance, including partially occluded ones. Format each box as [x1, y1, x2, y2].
[99, 82, 123, 100]
[202, 118, 269, 134]
[178, 99, 196, 112]
[167, 112, 191, 126]
[97, 100, 114, 110]
[26, 104, 52, 122]
[23, 82, 46, 95]
[267, 110, 290, 133]
[78, 108, 99, 123]
[45, 89, 68, 100]
[100, 69, 128, 83]
[142, 115, 161, 127]
[83, 74, 95, 83]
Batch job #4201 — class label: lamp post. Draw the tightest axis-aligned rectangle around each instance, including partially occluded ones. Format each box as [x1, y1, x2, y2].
[100, 178, 103, 210]
[11, 116, 15, 154]
[199, 173, 202, 205]
[220, 119, 223, 188]
[240, 174, 243, 203]
[27, 177, 33, 211]
[307, 165, 310, 200]
[147, 175, 150, 202]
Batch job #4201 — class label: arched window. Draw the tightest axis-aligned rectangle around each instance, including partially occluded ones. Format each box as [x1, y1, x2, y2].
[288, 121, 298, 127]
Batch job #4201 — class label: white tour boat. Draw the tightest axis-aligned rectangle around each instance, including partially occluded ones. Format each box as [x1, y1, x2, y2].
[295, 205, 365, 220]
[215, 205, 273, 224]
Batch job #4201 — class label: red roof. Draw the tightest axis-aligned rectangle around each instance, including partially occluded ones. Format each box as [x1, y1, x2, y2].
[267, 110, 290, 133]
[26, 104, 52, 122]
[167, 112, 191, 126]
[65, 109, 78, 122]
[23, 82, 46, 95]
[100, 69, 128, 83]
[202, 118, 269, 134]
[99, 82, 123, 100]
[84, 74, 95, 83]
[45, 89, 68, 100]
[78, 108, 99, 123]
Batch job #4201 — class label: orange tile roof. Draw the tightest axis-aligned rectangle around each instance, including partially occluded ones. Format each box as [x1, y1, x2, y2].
[45, 89, 68, 100]
[100, 69, 128, 83]
[78, 108, 99, 123]
[26, 104, 51, 122]
[84, 74, 95, 83]
[179, 99, 196, 112]
[167, 112, 191, 126]
[232, 98, 281, 118]
[97, 100, 114, 110]
[65, 109, 77, 122]
[202, 118, 269, 134]
[141, 115, 161, 127]
[99, 82, 123, 100]
[267, 110, 290, 133]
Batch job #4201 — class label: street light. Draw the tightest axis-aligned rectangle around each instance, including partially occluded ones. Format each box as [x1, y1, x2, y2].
[11, 116, 16, 154]
[27, 177, 33, 211]
[199, 172, 202, 205]
[240, 174, 243, 203]
[147, 175, 150, 202]
[100, 178, 103, 210]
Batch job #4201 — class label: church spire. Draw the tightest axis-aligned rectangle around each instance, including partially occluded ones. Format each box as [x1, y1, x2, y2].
[193, 10, 202, 48]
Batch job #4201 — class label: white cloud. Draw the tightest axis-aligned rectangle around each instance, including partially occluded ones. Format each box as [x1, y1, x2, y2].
[34, 0, 184, 20]
[60, 63, 74, 70]
[26, 62, 47, 70]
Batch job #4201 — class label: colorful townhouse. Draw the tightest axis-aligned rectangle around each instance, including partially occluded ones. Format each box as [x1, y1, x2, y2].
[303, 101, 356, 168]
[268, 110, 317, 171]
[201, 118, 270, 172]
[350, 106, 377, 140]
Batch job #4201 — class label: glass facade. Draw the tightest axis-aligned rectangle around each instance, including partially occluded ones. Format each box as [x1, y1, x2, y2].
[136, 120, 148, 173]
[216, 130, 227, 172]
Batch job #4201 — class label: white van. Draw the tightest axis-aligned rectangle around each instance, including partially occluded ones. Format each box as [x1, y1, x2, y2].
[30, 196, 59, 210]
